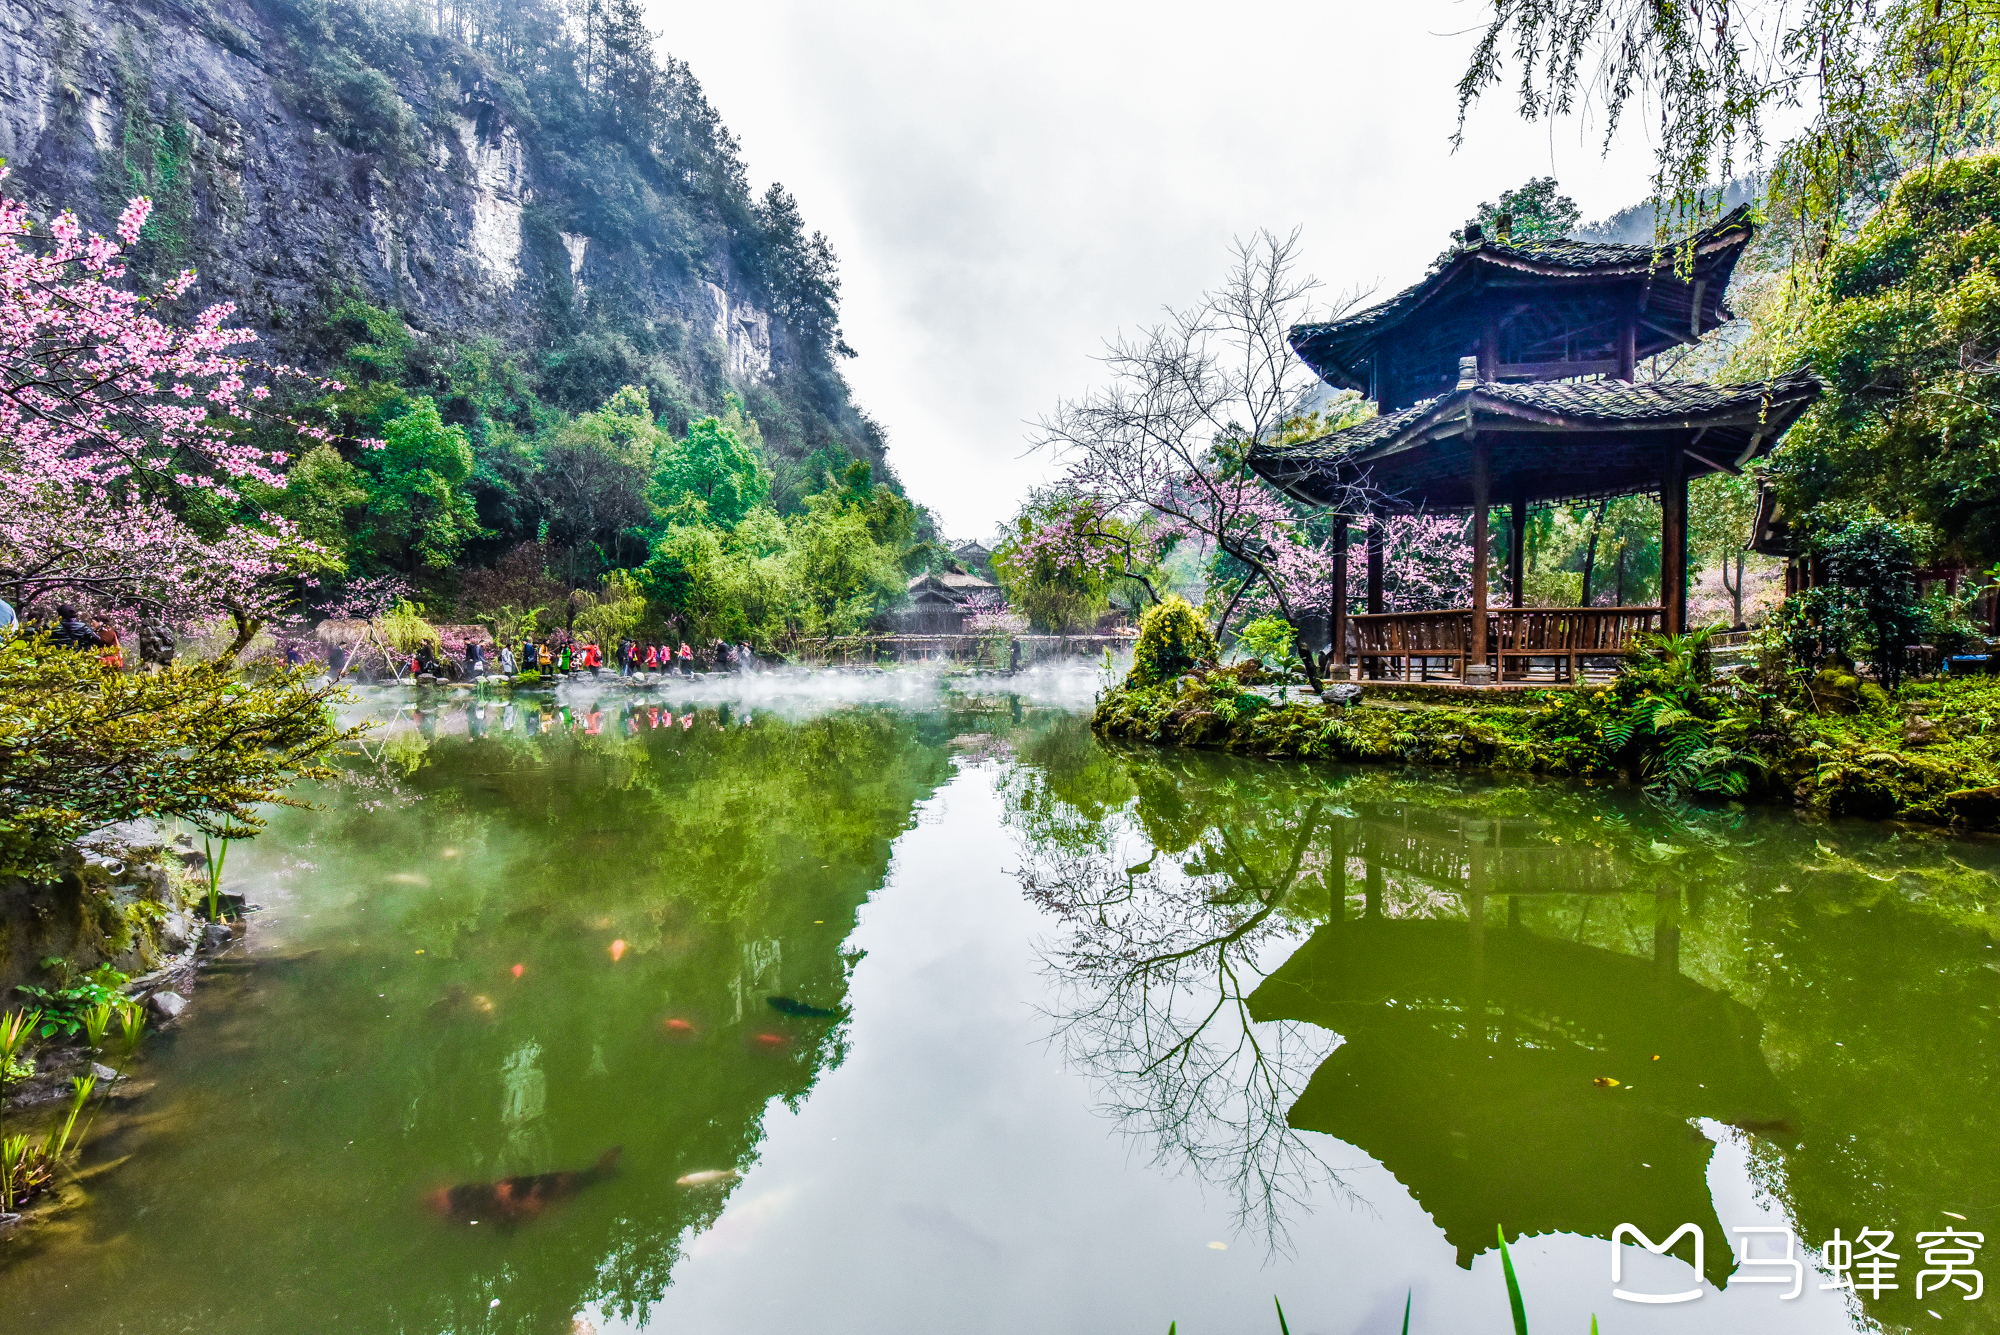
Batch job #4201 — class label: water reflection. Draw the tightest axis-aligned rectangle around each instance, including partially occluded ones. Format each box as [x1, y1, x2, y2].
[1014, 725, 2000, 1324]
[7, 697, 1998, 1335]
[3, 695, 983, 1334]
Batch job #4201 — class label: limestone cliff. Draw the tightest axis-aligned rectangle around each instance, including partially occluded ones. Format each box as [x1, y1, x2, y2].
[0, 0, 873, 464]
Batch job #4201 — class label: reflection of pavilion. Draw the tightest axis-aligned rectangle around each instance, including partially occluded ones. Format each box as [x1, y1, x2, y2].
[1250, 821, 1788, 1284]
[1354, 804, 1630, 899]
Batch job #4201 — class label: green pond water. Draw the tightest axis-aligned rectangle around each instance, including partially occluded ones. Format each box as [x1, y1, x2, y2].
[3, 674, 1999, 1335]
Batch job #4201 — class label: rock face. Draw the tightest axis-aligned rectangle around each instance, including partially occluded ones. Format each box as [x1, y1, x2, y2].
[0, 820, 186, 1000]
[0, 0, 796, 386]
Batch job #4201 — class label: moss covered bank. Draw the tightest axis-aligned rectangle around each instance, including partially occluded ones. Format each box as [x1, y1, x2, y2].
[1093, 661, 2000, 830]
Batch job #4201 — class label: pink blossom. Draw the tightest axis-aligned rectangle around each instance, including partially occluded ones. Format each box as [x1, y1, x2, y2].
[0, 175, 349, 641]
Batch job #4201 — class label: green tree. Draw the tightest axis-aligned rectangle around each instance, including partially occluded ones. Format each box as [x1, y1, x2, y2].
[785, 489, 906, 637]
[0, 637, 356, 881]
[1775, 504, 1934, 688]
[651, 411, 770, 530]
[534, 384, 659, 573]
[1689, 473, 1761, 628]
[360, 396, 484, 571]
[1761, 156, 2000, 568]
[268, 445, 368, 562]
[1435, 176, 1581, 266]
[570, 569, 650, 648]
[1454, 0, 2000, 248]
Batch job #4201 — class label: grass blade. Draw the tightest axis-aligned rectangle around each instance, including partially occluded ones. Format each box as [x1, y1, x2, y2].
[1402, 1290, 1412, 1335]
[1274, 1296, 1291, 1335]
[1498, 1224, 1529, 1335]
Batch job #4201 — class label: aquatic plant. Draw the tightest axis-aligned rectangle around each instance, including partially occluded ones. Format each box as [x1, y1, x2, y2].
[201, 834, 232, 923]
[0, 1007, 35, 1083]
[0, 1132, 43, 1212]
[1498, 1225, 1529, 1335]
[15, 967, 129, 1040]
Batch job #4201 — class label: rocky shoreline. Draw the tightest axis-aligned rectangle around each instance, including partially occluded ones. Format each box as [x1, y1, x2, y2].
[0, 820, 245, 1241]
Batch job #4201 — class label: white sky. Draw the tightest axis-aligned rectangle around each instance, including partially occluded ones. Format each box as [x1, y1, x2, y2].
[649, 0, 1668, 539]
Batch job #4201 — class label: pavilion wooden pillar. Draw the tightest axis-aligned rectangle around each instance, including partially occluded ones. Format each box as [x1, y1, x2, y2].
[1508, 496, 1527, 608]
[1661, 453, 1689, 635]
[1328, 517, 1350, 680]
[1366, 513, 1385, 613]
[1467, 438, 1493, 683]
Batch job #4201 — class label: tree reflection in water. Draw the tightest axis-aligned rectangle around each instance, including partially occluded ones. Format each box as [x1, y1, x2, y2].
[1009, 717, 2000, 1319]
[1006, 728, 1353, 1246]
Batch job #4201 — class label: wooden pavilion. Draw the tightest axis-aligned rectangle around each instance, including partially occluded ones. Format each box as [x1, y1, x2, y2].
[1250, 206, 1822, 683]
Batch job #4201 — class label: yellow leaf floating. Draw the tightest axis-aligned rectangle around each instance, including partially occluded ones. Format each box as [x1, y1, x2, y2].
[1593, 1076, 1621, 1088]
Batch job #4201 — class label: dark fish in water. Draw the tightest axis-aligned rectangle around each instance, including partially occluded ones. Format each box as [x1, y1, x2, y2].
[428, 985, 496, 1020]
[766, 996, 840, 1019]
[427, 1147, 622, 1225]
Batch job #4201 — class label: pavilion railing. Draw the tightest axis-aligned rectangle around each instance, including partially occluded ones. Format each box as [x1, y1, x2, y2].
[1347, 606, 1664, 682]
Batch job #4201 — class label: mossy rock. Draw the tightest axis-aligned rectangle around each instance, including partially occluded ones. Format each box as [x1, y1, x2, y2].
[1807, 749, 1967, 820]
[1808, 666, 1863, 715]
[1941, 785, 2000, 828]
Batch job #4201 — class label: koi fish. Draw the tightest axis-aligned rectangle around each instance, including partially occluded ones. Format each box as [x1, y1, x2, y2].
[766, 996, 840, 1019]
[661, 1017, 696, 1037]
[675, 1168, 740, 1187]
[428, 985, 497, 1020]
[511, 964, 525, 979]
[608, 939, 627, 962]
[428, 1147, 622, 1225]
[751, 1032, 786, 1047]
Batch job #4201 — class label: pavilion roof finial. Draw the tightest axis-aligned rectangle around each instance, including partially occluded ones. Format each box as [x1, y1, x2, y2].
[1457, 356, 1479, 389]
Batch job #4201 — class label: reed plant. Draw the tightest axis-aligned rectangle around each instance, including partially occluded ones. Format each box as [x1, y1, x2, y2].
[1161, 1228, 1600, 1333]
[201, 834, 231, 923]
[0, 999, 146, 1213]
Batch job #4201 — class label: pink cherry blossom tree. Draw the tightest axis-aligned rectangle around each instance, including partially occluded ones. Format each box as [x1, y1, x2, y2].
[1031, 232, 1390, 688]
[1031, 234, 1489, 687]
[0, 177, 355, 654]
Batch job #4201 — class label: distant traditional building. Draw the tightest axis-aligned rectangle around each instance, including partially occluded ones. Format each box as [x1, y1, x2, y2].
[892, 569, 1002, 635]
[1250, 206, 1821, 683]
[951, 539, 995, 577]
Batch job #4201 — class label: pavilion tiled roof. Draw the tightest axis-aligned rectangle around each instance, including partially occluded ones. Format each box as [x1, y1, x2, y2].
[1249, 366, 1822, 511]
[1290, 206, 1757, 392]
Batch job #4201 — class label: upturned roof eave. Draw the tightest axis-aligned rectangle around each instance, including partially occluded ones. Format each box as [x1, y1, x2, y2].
[1290, 206, 1756, 384]
[1248, 368, 1822, 506]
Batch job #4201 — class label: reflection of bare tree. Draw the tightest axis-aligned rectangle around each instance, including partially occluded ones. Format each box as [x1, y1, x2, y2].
[1018, 797, 1347, 1249]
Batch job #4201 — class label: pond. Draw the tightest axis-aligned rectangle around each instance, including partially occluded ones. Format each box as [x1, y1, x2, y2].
[3, 673, 1997, 1335]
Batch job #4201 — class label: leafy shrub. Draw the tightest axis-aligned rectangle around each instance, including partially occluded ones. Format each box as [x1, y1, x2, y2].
[1773, 505, 1933, 689]
[15, 966, 127, 1040]
[1234, 616, 1298, 671]
[1128, 595, 1218, 688]
[512, 669, 542, 686]
[375, 599, 442, 655]
[0, 635, 357, 881]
